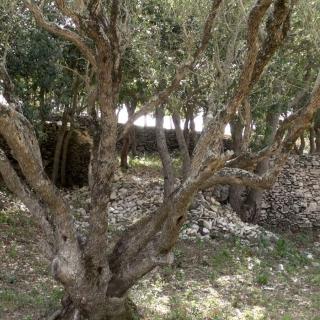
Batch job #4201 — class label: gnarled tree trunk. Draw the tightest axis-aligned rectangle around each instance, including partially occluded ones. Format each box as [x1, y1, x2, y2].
[183, 105, 196, 154]
[51, 294, 138, 320]
[298, 133, 305, 155]
[309, 127, 316, 154]
[241, 109, 279, 223]
[315, 112, 320, 153]
[316, 128, 320, 153]
[51, 110, 69, 185]
[120, 102, 136, 169]
[60, 125, 73, 187]
[229, 116, 245, 213]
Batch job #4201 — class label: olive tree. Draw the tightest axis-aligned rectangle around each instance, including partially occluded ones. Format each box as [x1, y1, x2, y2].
[1, 0, 320, 319]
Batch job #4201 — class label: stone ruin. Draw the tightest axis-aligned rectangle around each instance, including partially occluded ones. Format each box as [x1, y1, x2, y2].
[260, 155, 320, 231]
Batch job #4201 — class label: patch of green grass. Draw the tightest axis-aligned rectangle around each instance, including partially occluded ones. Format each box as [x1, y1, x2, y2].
[311, 293, 320, 309]
[49, 287, 64, 305]
[0, 272, 17, 285]
[209, 270, 218, 282]
[0, 210, 16, 225]
[128, 154, 183, 177]
[211, 248, 233, 271]
[8, 245, 18, 258]
[273, 237, 309, 273]
[173, 248, 184, 260]
[0, 208, 34, 240]
[231, 293, 242, 308]
[175, 269, 185, 281]
[310, 274, 320, 286]
[256, 272, 269, 285]
[294, 232, 314, 246]
[129, 154, 162, 171]
[258, 234, 272, 249]
[0, 286, 63, 317]
[171, 157, 182, 175]
[167, 297, 193, 320]
[0, 289, 35, 308]
[195, 237, 205, 249]
[210, 247, 235, 274]
[163, 265, 174, 276]
[275, 238, 289, 257]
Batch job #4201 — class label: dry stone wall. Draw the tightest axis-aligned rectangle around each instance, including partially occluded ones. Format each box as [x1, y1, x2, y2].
[117, 124, 197, 153]
[116, 124, 234, 153]
[260, 155, 320, 230]
[1, 119, 319, 230]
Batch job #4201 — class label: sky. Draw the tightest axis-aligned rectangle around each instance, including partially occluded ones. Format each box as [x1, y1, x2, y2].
[0, 94, 7, 105]
[118, 106, 231, 134]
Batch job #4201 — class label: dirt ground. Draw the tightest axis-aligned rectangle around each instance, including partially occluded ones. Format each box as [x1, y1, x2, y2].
[0, 183, 319, 320]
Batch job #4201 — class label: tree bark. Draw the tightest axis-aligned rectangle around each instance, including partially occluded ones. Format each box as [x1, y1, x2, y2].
[60, 126, 73, 187]
[39, 87, 46, 125]
[309, 127, 316, 154]
[60, 77, 80, 186]
[172, 111, 191, 180]
[184, 105, 196, 154]
[315, 111, 320, 153]
[120, 102, 136, 169]
[120, 135, 131, 169]
[51, 110, 69, 185]
[298, 133, 305, 155]
[183, 114, 190, 148]
[240, 158, 269, 223]
[229, 116, 245, 213]
[316, 128, 320, 153]
[241, 109, 279, 223]
[189, 111, 196, 153]
[156, 107, 175, 198]
[47, 294, 139, 320]
[131, 128, 137, 157]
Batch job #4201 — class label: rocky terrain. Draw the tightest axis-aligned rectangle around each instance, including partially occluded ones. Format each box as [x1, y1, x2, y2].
[67, 170, 277, 244]
[261, 155, 320, 230]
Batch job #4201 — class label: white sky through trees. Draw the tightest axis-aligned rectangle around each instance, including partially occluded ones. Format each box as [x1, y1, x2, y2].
[118, 105, 231, 135]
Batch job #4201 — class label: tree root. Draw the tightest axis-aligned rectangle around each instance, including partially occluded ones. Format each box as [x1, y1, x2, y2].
[44, 296, 140, 320]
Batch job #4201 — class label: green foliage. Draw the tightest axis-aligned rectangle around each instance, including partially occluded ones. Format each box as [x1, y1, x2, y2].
[275, 238, 289, 258]
[211, 248, 233, 271]
[310, 274, 320, 286]
[8, 245, 18, 259]
[274, 238, 309, 269]
[255, 272, 269, 286]
[2, 0, 320, 152]
[128, 154, 162, 170]
[0, 1, 86, 144]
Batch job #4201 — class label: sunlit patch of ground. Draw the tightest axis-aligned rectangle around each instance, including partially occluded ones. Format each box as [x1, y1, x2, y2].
[0, 185, 319, 320]
[132, 236, 320, 320]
